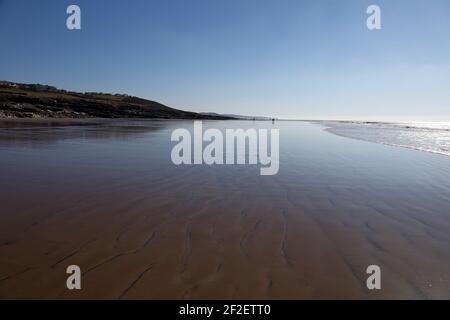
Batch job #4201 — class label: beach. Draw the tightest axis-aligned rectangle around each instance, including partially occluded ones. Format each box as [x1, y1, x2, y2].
[1, 120, 450, 299]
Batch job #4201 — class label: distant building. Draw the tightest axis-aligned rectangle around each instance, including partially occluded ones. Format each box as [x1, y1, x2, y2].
[0, 81, 18, 88]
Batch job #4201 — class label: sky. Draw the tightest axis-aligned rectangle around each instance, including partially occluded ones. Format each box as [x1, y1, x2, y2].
[0, 0, 449, 121]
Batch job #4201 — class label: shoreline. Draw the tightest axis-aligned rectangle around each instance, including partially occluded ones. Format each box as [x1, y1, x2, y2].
[325, 127, 450, 158]
[321, 122, 450, 158]
[1, 120, 450, 299]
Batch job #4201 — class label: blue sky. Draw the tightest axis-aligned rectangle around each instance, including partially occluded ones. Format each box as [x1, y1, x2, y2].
[1, 0, 449, 120]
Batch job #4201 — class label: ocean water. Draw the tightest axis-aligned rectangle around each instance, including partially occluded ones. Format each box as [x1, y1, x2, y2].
[323, 121, 450, 156]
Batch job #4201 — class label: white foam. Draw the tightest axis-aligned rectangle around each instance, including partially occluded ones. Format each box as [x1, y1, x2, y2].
[322, 121, 450, 156]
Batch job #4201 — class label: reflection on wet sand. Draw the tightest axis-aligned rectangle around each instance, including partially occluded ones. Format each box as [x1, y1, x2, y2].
[1, 120, 450, 299]
[0, 119, 168, 147]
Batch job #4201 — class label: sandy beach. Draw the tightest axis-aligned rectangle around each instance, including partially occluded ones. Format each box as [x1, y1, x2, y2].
[1, 120, 450, 299]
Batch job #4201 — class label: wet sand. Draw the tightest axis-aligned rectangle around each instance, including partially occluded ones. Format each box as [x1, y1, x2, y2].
[1, 120, 450, 299]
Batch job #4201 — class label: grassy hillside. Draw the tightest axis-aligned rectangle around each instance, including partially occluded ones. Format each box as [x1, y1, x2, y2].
[0, 82, 232, 120]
